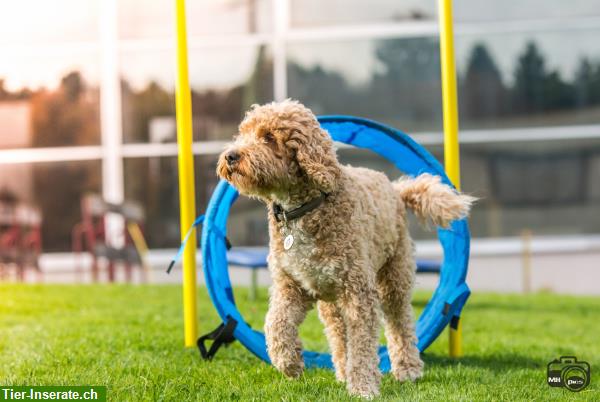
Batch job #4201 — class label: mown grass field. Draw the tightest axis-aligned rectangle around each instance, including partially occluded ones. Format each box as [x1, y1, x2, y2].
[1, 284, 598, 401]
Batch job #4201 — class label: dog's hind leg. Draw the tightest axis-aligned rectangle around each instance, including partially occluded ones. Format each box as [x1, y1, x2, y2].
[377, 236, 424, 382]
[340, 272, 382, 398]
[317, 300, 347, 382]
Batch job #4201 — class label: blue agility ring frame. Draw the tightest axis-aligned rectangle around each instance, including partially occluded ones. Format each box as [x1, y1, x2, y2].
[201, 116, 471, 372]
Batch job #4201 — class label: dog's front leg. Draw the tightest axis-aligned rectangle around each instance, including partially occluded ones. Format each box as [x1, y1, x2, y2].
[317, 301, 347, 382]
[341, 285, 381, 399]
[264, 273, 313, 378]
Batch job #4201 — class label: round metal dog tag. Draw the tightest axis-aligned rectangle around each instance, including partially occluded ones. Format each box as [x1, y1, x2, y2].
[284, 234, 294, 250]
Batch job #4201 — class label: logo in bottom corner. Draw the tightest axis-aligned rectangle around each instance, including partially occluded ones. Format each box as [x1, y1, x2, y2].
[547, 356, 590, 392]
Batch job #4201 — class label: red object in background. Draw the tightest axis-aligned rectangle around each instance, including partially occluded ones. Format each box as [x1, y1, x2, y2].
[0, 196, 42, 281]
[72, 194, 147, 283]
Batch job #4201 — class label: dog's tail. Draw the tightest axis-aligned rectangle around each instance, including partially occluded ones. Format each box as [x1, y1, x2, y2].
[393, 173, 475, 228]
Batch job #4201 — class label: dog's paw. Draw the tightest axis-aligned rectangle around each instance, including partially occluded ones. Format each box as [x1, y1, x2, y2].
[274, 359, 305, 379]
[392, 359, 424, 382]
[346, 381, 380, 400]
[335, 370, 346, 383]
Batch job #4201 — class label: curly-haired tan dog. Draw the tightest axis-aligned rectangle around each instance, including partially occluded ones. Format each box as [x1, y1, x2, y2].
[216, 100, 474, 398]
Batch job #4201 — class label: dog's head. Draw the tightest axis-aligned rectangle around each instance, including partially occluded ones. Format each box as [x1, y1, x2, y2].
[217, 100, 340, 198]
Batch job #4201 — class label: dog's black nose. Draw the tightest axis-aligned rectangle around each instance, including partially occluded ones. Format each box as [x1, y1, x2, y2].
[225, 151, 240, 165]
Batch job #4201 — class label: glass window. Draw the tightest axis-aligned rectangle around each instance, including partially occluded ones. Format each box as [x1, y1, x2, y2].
[0, 160, 101, 252]
[288, 28, 600, 134]
[0, 51, 101, 149]
[124, 157, 179, 248]
[123, 155, 221, 248]
[118, 0, 273, 39]
[335, 138, 600, 239]
[290, 0, 436, 28]
[454, 0, 600, 23]
[287, 38, 443, 133]
[120, 45, 273, 143]
[122, 135, 600, 247]
[442, 137, 600, 237]
[227, 197, 269, 247]
[456, 29, 600, 130]
[290, 0, 600, 28]
[0, 0, 99, 45]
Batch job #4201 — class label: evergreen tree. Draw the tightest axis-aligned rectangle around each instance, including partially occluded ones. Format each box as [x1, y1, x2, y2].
[573, 57, 600, 106]
[513, 41, 546, 113]
[512, 41, 575, 113]
[592, 61, 600, 105]
[543, 71, 575, 111]
[462, 43, 506, 119]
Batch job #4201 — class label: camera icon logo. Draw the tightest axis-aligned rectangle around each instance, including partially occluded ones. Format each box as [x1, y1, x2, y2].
[547, 356, 591, 392]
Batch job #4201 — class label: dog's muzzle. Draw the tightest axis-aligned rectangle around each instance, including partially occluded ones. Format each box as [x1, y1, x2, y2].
[225, 150, 240, 166]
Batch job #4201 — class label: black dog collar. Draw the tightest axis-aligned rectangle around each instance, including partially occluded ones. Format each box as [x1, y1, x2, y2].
[272, 192, 328, 223]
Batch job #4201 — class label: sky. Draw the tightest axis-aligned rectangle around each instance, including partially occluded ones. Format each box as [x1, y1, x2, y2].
[1, 0, 599, 92]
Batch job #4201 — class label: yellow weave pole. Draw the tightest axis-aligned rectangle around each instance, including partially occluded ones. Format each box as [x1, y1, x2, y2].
[174, 0, 198, 347]
[438, 0, 463, 358]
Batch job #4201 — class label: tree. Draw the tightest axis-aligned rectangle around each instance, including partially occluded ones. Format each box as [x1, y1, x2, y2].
[30, 71, 100, 147]
[287, 62, 353, 115]
[542, 71, 575, 111]
[121, 80, 174, 143]
[61, 71, 85, 102]
[0, 79, 32, 100]
[29, 71, 101, 250]
[512, 41, 575, 113]
[242, 44, 273, 111]
[0, 79, 7, 99]
[462, 43, 506, 119]
[573, 57, 600, 107]
[512, 41, 547, 113]
[592, 61, 600, 105]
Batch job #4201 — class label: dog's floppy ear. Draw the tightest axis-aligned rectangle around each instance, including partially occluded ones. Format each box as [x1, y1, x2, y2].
[289, 127, 341, 193]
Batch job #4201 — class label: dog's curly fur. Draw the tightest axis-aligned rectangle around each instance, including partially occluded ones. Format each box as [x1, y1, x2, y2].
[217, 100, 474, 398]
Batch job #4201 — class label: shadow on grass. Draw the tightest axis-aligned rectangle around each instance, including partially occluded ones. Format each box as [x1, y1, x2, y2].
[422, 352, 543, 372]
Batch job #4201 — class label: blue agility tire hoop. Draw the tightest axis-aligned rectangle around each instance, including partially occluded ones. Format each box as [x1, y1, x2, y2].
[201, 116, 471, 372]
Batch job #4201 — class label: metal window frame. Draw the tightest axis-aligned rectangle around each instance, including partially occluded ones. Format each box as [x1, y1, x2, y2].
[3, 123, 600, 164]
[100, 0, 124, 204]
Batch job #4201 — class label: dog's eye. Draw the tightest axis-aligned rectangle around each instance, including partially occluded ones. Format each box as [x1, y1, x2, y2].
[263, 132, 275, 143]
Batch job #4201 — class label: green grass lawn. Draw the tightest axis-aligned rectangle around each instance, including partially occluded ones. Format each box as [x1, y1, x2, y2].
[1, 284, 599, 401]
